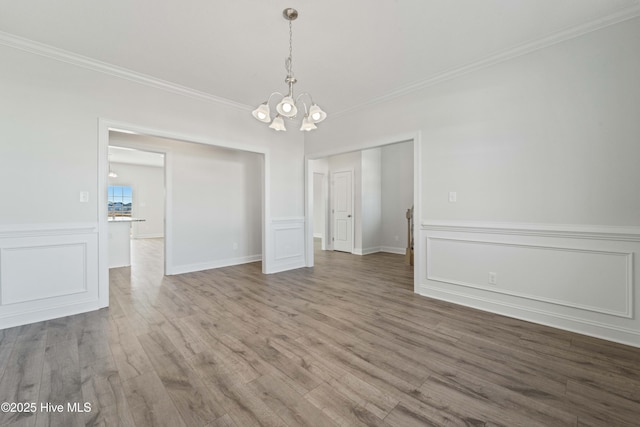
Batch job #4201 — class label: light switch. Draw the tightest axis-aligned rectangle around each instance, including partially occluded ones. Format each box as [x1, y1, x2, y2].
[79, 191, 89, 203]
[489, 272, 497, 285]
[448, 191, 457, 203]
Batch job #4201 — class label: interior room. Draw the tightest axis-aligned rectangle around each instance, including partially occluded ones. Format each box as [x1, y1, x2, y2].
[107, 144, 165, 269]
[310, 140, 414, 257]
[1, 1, 639, 425]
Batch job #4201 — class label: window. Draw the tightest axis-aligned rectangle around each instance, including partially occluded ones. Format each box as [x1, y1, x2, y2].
[108, 185, 133, 217]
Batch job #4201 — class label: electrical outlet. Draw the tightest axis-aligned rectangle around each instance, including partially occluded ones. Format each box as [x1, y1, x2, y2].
[448, 191, 457, 203]
[488, 272, 497, 285]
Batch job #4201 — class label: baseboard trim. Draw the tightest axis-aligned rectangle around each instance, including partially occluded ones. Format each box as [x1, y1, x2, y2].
[418, 284, 640, 348]
[0, 298, 101, 330]
[169, 254, 262, 275]
[267, 259, 307, 274]
[380, 246, 406, 255]
[351, 246, 406, 256]
[132, 234, 164, 239]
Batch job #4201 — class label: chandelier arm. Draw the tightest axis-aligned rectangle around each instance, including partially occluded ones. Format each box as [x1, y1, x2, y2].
[300, 100, 309, 115]
[295, 92, 314, 105]
[266, 92, 285, 104]
[295, 94, 311, 115]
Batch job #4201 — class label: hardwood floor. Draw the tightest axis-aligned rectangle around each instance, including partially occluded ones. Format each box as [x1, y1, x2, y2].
[1, 238, 640, 426]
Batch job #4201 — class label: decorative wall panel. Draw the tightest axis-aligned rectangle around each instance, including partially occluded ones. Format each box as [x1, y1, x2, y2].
[0, 225, 99, 328]
[419, 222, 640, 347]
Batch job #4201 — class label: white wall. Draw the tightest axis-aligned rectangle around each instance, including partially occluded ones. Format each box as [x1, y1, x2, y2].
[361, 148, 382, 254]
[0, 39, 305, 328]
[0, 47, 304, 225]
[309, 19, 640, 227]
[381, 141, 414, 254]
[305, 18, 640, 347]
[170, 142, 262, 271]
[108, 161, 165, 238]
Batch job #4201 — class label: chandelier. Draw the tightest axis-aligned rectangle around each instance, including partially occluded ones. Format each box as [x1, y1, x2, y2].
[252, 8, 327, 132]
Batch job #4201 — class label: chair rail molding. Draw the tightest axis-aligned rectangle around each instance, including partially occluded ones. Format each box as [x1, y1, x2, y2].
[421, 220, 640, 241]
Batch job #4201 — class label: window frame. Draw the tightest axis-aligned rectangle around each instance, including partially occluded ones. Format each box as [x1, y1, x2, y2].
[108, 185, 133, 218]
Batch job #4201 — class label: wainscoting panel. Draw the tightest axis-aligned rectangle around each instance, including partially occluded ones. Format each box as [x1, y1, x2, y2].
[427, 237, 631, 317]
[419, 222, 640, 347]
[267, 217, 306, 273]
[1, 243, 87, 305]
[0, 224, 99, 329]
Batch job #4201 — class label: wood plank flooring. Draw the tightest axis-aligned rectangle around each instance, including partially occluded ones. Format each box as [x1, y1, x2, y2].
[1, 238, 640, 426]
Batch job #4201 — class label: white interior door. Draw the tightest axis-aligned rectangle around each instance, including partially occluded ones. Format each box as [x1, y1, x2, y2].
[332, 170, 353, 253]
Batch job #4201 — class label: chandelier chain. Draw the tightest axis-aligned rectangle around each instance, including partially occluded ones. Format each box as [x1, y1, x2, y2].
[288, 19, 293, 77]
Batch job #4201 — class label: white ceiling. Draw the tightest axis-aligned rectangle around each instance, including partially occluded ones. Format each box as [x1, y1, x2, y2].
[1, 0, 638, 115]
[109, 145, 164, 168]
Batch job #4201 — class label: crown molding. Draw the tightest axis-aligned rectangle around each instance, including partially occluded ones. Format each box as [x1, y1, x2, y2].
[0, 30, 252, 111]
[331, 3, 640, 119]
[1, 3, 638, 118]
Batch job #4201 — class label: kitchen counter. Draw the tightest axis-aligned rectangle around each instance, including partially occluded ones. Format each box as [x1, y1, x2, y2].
[108, 218, 145, 268]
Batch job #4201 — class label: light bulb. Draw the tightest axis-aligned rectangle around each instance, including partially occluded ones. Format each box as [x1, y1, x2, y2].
[308, 104, 326, 123]
[276, 96, 297, 117]
[252, 103, 271, 123]
[269, 115, 287, 131]
[300, 115, 317, 131]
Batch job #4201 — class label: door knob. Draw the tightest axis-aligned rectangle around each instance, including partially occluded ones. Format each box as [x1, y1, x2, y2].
[347, 215, 352, 218]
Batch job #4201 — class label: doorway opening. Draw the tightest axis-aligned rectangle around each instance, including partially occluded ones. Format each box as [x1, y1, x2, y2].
[107, 143, 166, 274]
[305, 135, 420, 291]
[98, 119, 270, 309]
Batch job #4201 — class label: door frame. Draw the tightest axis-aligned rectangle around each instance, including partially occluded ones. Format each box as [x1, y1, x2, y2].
[98, 118, 271, 309]
[312, 171, 328, 250]
[304, 131, 422, 293]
